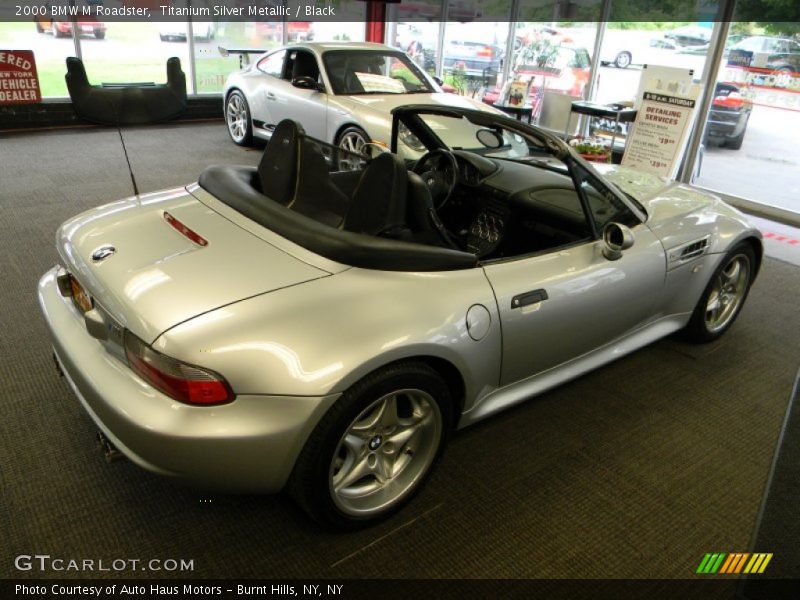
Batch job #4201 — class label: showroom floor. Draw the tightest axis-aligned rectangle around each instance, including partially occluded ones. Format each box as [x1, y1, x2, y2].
[1, 122, 799, 582]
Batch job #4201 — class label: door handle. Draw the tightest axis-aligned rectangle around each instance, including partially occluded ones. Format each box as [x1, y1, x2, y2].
[266, 92, 276, 100]
[511, 289, 548, 309]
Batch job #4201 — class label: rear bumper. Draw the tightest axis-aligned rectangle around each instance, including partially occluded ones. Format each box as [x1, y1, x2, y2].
[38, 266, 338, 493]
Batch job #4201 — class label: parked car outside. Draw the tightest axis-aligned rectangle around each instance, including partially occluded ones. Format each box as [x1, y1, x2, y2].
[35, 16, 106, 39]
[705, 81, 753, 150]
[482, 44, 591, 106]
[442, 40, 503, 78]
[158, 22, 215, 42]
[730, 36, 800, 88]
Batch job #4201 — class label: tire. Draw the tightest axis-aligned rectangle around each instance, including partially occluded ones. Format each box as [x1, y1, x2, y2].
[614, 51, 632, 69]
[335, 125, 369, 171]
[726, 119, 747, 150]
[159, 34, 166, 42]
[287, 361, 452, 529]
[682, 243, 755, 343]
[225, 90, 253, 147]
[35, 22, 44, 33]
[94, 30, 105, 40]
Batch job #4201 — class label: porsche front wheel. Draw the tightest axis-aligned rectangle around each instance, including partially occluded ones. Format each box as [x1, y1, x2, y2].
[683, 243, 755, 343]
[288, 361, 451, 529]
[225, 91, 253, 146]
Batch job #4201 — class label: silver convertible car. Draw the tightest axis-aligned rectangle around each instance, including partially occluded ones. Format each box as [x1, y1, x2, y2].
[223, 41, 496, 155]
[39, 106, 761, 528]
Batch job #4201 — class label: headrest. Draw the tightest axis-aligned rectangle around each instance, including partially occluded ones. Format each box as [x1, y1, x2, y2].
[258, 119, 305, 205]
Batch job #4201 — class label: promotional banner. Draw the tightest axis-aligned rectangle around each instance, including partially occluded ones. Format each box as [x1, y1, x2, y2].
[0, 49, 41, 104]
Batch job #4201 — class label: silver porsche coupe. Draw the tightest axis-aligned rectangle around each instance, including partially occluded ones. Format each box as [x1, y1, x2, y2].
[39, 106, 761, 528]
[222, 41, 498, 154]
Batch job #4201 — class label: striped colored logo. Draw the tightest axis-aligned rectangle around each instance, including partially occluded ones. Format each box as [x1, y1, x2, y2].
[696, 552, 773, 574]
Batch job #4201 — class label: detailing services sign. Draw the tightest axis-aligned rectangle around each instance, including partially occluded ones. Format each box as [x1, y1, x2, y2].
[0, 50, 41, 105]
[622, 89, 698, 179]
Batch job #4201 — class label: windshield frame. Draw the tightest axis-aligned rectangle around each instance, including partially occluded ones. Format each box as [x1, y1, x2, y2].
[321, 49, 435, 96]
[391, 105, 648, 225]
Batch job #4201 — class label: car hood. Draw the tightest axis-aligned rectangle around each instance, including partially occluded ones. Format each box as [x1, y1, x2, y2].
[56, 187, 328, 343]
[594, 164, 718, 219]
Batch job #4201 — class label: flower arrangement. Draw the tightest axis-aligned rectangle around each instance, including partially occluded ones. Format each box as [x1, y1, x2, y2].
[569, 137, 610, 162]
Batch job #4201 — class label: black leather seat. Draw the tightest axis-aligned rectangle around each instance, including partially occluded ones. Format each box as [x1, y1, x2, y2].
[343, 153, 408, 236]
[258, 119, 349, 228]
[291, 51, 320, 81]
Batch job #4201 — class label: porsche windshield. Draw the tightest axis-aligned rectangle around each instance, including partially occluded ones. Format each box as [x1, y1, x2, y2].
[414, 113, 549, 161]
[323, 50, 434, 95]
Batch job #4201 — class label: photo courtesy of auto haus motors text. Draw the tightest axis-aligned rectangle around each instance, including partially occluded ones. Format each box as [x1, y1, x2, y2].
[13, 583, 345, 597]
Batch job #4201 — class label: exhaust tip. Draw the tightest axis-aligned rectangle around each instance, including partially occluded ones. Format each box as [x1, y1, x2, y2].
[96, 430, 125, 463]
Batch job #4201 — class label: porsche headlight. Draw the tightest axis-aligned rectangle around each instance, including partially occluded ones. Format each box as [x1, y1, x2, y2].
[398, 123, 426, 152]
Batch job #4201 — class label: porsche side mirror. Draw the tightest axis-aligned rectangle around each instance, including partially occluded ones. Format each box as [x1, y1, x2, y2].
[292, 76, 323, 92]
[602, 222, 635, 261]
[432, 76, 444, 86]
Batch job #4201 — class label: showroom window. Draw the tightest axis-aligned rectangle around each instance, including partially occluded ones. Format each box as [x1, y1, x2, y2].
[386, 0, 444, 77]
[692, 21, 800, 216]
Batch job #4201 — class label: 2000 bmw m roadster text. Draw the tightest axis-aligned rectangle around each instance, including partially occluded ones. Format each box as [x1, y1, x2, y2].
[39, 106, 762, 527]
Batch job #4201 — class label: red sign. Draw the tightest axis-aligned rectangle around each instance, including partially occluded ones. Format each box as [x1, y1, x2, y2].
[0, 50, 41, 105]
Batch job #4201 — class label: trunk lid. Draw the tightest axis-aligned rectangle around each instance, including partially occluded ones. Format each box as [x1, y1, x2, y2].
[57, 186, 328, 343]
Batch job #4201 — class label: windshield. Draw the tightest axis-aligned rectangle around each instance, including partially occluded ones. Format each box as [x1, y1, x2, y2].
[412, 113, 550, 161]
[323, 50, 434, 95]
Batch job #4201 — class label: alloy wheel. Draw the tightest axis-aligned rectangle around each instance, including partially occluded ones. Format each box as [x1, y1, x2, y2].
[704, 253, 750, 333]
[329, 389, 442, 517]
[226, 94, 247, 143]
[337, 131, 368, 171]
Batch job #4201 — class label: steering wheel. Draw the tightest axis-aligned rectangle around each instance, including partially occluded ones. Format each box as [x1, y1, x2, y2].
[412, 149, 458, 210]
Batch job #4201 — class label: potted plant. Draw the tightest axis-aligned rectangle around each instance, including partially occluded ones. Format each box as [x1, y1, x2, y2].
[569, 137, 610, 163]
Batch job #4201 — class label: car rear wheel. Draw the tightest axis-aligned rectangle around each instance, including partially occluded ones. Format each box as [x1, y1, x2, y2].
[614, 51, 632, 69]
[94, 30, 105, 40]
[288, 361, 451, 529]
[336, 126, 369, 171]
[726, 118, 748, 150]
[682, 243, 755, 343]
[225, 90, 253, 146]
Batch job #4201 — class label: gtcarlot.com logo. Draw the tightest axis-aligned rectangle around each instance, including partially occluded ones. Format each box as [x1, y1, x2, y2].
[14, 554, 194, 572]
[696, 552, 773, 575]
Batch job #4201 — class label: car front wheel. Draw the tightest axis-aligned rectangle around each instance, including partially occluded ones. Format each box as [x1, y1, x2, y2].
[615, 51, 632, 68]
[225, 90, 253, 146]
[682, 243, 755, 343]
[336, 126, 369, 171]
[288, 361, 451, 529]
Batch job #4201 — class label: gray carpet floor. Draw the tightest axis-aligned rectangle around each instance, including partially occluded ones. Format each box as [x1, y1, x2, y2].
[1, 122, 798, 580]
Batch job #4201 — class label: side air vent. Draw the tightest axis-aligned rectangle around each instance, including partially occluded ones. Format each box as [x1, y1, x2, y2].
[668, 236, 711, 266]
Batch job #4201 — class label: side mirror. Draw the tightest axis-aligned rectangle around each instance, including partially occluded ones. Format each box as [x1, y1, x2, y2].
[602, 222, 635, 261]
[292, 76, 322, 92]
[432, 76, 444, 86]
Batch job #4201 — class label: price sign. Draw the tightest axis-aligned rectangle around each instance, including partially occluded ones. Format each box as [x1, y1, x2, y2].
[0, 50, 41, 105]
[622, 89, 698, 178]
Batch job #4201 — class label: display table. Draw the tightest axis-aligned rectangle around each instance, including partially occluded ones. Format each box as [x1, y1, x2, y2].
[495, 103, 534, 123]
[567, 101, 638, 158]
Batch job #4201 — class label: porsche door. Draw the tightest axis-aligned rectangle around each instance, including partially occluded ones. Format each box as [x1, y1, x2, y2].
[483, 172, 666, 386]
[261, 48, 328, 141]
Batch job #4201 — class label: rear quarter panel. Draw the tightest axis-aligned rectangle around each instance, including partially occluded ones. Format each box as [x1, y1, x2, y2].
[155, 266, 502, 410]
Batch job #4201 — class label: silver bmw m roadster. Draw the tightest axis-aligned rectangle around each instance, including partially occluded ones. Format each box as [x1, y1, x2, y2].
[39, 106, 761, 527]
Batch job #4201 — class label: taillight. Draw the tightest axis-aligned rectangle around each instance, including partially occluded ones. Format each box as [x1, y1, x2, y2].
[478, 46, 494, 57]
[713, 92, 745, 109]
[124, 331, 233, 406]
